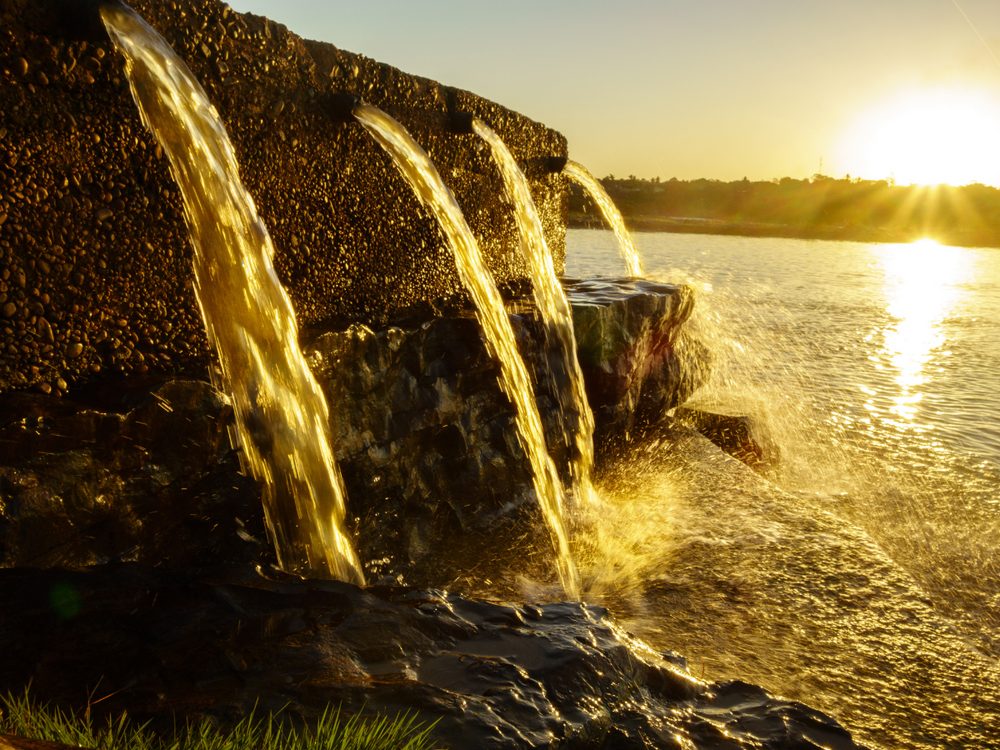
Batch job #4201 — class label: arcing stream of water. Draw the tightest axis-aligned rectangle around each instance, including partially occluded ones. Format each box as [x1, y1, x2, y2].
[471, 119, 596, 505]
[100, 1, 582, 596]
[563, 160, 643, 277]
[352, 102, 581, 599]
[101, 5, 364, 584]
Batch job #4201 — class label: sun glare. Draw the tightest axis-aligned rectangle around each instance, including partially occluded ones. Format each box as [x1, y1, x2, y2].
[875, 239, 973, 424]
[840, 88, 1000, 187]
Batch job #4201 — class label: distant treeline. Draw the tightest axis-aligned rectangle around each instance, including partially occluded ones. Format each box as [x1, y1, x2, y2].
[569, 175, 1000, 247]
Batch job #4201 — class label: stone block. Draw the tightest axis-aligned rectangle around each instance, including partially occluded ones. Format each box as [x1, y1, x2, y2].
[675, 406, 779, 471]
[566, 278, 709, 449]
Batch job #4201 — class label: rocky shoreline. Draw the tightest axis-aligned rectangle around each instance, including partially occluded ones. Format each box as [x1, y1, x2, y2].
[0, 1, 874, 747]
[0, 560, 869, 750]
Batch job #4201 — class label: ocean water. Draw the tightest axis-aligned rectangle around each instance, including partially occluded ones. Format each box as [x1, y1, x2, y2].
[566, 229, 1000, 749]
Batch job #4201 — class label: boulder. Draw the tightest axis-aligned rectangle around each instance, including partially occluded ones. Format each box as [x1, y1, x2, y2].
[566, 279, 709, 450]
[674, 406, 777, 471]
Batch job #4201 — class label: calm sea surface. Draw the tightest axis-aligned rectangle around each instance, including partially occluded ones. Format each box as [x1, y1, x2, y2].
[565, 229, 1000, 749]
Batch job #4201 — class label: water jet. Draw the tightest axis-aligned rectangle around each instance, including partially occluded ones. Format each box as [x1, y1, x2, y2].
[445, 110, 476, 134]
[469, 116, 597, 503]
[26, 0, 125, 41]
[320, 92, 362, 124]
[100, 2, 363, 583]
[351, 100, 581, 598]
[564, 160, 643, 276]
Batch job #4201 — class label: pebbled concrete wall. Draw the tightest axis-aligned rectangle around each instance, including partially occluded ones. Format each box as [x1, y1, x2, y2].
[0, 0, 569, 395]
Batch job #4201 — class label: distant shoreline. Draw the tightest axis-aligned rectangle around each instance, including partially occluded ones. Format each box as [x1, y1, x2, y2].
[567, 214, 1000, 250]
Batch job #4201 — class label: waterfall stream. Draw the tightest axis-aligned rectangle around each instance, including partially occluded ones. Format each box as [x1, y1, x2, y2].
[353, 103, 581, 599]
[564, 160, 643, 277]
[101, 5, 364, 583]
[471, 119, 596, 505]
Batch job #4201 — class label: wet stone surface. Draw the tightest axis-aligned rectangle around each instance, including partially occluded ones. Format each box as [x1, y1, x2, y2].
[0, 284, 704, 586]
[307, 282, 705, 584]
[0, 562, 868, 750]
[675, 406, 778, 472]
[566, 278, 709, 451]
[0, 378, 268, 570]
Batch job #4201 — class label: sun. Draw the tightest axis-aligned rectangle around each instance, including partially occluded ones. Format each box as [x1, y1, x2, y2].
[839, 88, 1000, 187]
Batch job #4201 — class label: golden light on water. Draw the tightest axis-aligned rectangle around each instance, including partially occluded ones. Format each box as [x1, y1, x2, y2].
[840, 88, 1000, 187]
[875, 239, 973, 424]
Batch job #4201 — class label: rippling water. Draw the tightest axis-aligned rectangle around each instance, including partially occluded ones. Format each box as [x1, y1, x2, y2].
[566, 229, 1000, 749]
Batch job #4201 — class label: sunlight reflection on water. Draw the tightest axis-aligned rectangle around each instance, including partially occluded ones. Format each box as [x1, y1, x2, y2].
[874, 239, 975, 425]
[565, 229, 1000, 750]
[566, 229, 1000, 460]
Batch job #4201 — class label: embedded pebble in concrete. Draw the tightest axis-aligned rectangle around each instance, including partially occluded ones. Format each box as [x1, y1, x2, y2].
[1, 0, 569, 397]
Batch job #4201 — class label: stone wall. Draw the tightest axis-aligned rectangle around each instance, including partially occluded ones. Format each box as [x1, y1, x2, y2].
[0, 0, 568, 395]
[0, 285, 706, 587]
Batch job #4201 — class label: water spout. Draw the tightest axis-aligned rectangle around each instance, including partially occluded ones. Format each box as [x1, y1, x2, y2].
[101, 4, 364, 584]
[545, 156, 569, 174]
[352, 101, 581, 599]
[470, 118, 597, 505]
[35, 0, 125, 41]
[564, 160, 643, 277]
[322, 93, 362, 124]
[446, 112, 476, 135]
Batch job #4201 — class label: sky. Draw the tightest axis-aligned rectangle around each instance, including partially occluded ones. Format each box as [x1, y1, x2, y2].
[227, 0, 1000, 186]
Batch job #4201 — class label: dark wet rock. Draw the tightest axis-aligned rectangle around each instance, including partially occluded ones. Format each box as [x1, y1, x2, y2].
[306, 282, 703, 584]
[0, 283, 704, 586]
[566, 279, 710, 451]
[0, 378, 268, 570]
[0, 563, 867, 750]
[675, 406, 778, 471]
[308, 313, 544, 583]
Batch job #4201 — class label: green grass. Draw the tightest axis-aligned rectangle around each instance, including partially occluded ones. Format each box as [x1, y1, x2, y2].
[0, 688, 441, 750]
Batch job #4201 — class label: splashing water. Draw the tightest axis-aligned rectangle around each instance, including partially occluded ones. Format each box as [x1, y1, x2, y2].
[563, 160, 643, 276]
[102, 5, 364, 583]
[353, 103, 580, 599]
[471, 119, 596, 505]
[568, 229, 1000, 749]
